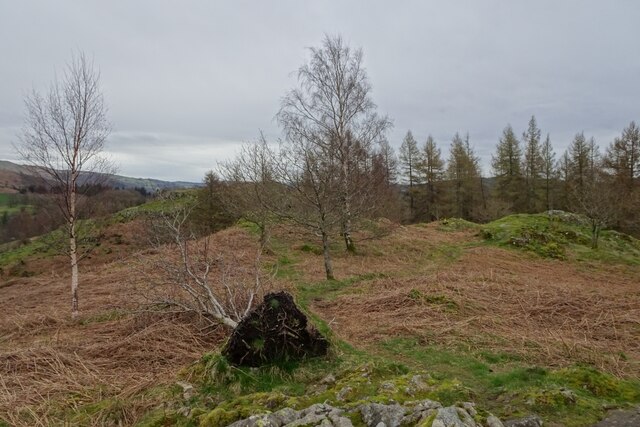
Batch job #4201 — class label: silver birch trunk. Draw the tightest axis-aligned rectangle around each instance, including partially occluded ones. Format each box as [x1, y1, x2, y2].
[321, 229, 334, 280]
[69, 179, 79, 319]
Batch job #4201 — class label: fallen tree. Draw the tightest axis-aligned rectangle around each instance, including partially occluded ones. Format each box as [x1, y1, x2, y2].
[224, 291, 329, 366]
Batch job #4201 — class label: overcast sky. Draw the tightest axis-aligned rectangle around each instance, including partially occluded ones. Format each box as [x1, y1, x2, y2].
[1, 1, 639, 181]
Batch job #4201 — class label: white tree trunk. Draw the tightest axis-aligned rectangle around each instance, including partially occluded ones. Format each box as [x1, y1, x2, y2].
[69, 185, 79, 319]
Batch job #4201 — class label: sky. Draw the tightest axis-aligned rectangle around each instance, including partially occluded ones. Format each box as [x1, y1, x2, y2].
[1, 1, 639, 182]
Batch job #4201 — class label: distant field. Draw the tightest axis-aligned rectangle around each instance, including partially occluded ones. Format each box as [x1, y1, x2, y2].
[0, 193, 31, 216]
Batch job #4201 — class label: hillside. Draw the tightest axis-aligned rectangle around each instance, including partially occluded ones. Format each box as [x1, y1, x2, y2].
[0, 208, 639, 426]
[0, 160, 201, 193]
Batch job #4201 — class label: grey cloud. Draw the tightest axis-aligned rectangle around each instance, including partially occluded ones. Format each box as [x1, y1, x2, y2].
[1, 1, 639, 180]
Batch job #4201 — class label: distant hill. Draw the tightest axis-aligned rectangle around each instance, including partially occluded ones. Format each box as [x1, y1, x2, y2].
[0, 160, 201, 193]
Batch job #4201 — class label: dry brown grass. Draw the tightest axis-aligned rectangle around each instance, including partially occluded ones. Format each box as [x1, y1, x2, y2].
[2, 218, 639, 424]
[284, 223, 640, 378]
[0, 225, 278, 426]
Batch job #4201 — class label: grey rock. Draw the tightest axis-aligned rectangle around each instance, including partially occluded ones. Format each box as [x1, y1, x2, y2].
[463, 402, 477, 417]
[271, 408, 300, 425]
[175, 381, 195, 400]
[228, 414, 276, 427]
[456, 407, 476, 426]
[402, 408, 437, 425]
[504, 415, 543, 427]
[328, 412, 354, 427]
[284, 404, 353, 427]
[405, 374, 430, 396]
[560, 388, 577, 404]
[285, 412, 327, 427]
[486, 415, 505, 427]
[414, 399, 443, 411]
[336, 386, 353, 401]
[360, 403, 406, 427]
[433, 406, 476, 427]
[379, 381, 398, 393]
[321, 374, 337, 385]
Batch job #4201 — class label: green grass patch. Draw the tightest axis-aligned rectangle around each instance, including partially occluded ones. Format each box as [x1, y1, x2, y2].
[377, 337, 640, 426]
[480, 212, 640, 264]
[110, 190, 198, 224]
[296, 273, 387, 308]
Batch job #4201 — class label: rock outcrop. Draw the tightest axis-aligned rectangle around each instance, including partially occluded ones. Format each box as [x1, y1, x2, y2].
[227, 399, 522, 427]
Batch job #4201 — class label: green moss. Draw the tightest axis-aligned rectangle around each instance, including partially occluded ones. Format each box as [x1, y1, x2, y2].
[480, 213, 640, 264]
[551, 367, 640, 401]
[417, 411, 436, 427]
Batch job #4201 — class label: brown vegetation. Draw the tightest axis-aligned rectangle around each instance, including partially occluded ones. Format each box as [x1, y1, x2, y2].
[303, 223, 640, 378]
[0, 225, 276, 425]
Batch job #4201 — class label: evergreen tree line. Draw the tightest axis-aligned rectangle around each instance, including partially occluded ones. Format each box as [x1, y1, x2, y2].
[397, 117, 640, 236]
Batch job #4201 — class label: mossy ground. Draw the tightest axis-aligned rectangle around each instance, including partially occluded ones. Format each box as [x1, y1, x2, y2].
[480, 212, 640, 264]
[139, 342, 640, 427]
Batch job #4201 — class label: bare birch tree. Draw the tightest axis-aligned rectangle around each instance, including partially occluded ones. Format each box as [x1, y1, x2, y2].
[267, 137, 342, 280]
[16, 53, 112, 319]
[277, 35, 391, 253]
[219, 134, 279, 248]
[136, 194, 268, 328]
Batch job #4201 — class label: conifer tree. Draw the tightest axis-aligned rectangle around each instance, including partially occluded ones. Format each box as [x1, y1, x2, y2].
[568, 133, 599, 196]
[522, 116, 543, 212]
[605, 121, 639, 189]
[399, 130, 421, 214]
[492, 125, 525, 211]
[419, 135, 445, 220]
[603, 121, 640, 233]
[447, 133, 480, 220]
[540, 134, 556, 211]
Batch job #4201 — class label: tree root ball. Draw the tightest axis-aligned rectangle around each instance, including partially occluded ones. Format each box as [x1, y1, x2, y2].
[223, 291, 329, 366]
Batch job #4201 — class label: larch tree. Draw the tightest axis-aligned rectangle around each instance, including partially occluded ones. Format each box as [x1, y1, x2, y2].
[492, 125, 524, 211]
[567, 132, 595, 196]
[605, 121, 639, 189]
[522, 116, 543, 212]
[603, 121, 640, 233]
[399, 130, 421, 215]
[277, 35, 391, 253]
[540, 134, 556, 211]
[557, 151, 572, 210]
[16, 53, 112, 319]
[447, 133, 480, 220]
[376, 139, 398, 187]
[419, 135, 445, 220]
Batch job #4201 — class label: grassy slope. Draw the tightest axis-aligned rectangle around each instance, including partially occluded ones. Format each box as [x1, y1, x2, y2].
[2, 208, 640, 426]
